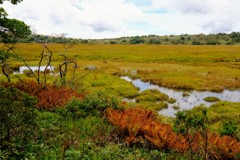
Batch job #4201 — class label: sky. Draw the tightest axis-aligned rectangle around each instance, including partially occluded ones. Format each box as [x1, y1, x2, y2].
[2, 0, 240, 39]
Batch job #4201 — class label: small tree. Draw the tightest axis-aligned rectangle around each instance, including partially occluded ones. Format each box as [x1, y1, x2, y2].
[0, 1, 31, 82]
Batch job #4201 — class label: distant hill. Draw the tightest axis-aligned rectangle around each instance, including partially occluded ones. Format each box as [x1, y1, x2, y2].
[13, 32, 240, 45]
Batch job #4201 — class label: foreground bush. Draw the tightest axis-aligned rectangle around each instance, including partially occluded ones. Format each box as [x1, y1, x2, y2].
[106, 108, 240, 159]
[0, 87, 38, 159]
[2, 80, 84, 110]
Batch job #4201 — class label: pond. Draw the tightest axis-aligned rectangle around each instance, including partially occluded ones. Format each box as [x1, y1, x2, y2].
[14, 66, 55, 74]
[121, 76, 240, 117]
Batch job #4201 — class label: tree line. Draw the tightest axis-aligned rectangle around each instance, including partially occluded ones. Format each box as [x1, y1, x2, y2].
[2, 32, 240, 45]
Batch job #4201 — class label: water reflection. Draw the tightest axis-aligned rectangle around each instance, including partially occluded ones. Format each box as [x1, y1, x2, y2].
[121, 76, 240, 117]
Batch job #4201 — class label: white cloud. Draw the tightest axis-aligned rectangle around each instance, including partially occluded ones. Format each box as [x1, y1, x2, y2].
[151, 0, 210, 14]
[76, 0, 144, 34]
[149, 0, 240, 34]
[2, 0, 144, 38]
[2, 0, 240, 38]
[203, 19, 234, 33]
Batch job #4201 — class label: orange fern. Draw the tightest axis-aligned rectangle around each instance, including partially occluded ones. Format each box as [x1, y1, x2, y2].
[106, 107, 240, 159]
[2, 81, 84, 110]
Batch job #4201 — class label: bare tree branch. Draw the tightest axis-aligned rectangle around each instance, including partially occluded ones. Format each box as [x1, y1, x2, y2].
[42, 43, 53, 85]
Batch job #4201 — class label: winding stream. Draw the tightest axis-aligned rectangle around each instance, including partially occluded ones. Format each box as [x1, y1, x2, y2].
[121, 76, 240, 117]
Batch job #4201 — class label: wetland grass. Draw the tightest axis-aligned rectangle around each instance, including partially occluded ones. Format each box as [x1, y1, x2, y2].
[1, 43, 240, 92]
[204, 96, 221, 102]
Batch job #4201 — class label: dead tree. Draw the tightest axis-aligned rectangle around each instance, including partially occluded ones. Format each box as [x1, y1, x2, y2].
[59, 54, 78, 86]
[20, 43, 54, 85]
[57, 34, 78, 86]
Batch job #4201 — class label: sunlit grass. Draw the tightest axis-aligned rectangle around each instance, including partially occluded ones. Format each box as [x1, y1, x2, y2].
[1, 43, 240, 91]
[2, 43, 240, 62]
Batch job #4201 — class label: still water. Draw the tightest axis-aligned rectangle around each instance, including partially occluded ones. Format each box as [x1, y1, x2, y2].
[121, 76, 240, 117]
[15, 66, 54, 74]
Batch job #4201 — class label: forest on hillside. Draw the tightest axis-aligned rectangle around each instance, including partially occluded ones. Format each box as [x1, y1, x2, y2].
[5, 32, 240, 45]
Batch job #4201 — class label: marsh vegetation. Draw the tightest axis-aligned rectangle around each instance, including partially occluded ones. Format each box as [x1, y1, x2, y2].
[0, 43, 240, 159]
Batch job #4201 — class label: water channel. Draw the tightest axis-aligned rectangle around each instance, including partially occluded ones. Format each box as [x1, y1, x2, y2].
[121, 76, 240, 117]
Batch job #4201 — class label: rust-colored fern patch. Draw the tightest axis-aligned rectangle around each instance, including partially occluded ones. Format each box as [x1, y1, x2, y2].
[106, 108, 155, 144]
[3, 81, 84, 110]
[106, 108, 240, 159]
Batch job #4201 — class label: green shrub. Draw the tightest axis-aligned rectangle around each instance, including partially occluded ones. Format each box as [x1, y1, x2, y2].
[0, 87, 38, 159]
[64, 143, 169, 160]
[220, 120, 239, 140]
[174, 109, 209, 160]
[59, 91, 119, 119]
[32, 111, 113, 159]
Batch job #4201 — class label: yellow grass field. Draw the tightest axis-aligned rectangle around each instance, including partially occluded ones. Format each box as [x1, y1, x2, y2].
[1, 43, 240, 91]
